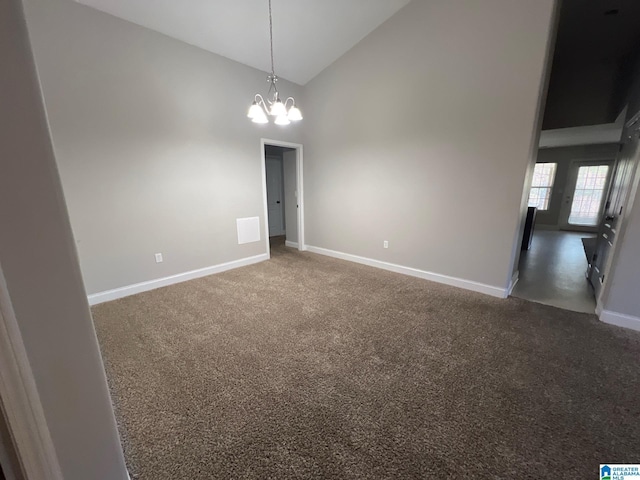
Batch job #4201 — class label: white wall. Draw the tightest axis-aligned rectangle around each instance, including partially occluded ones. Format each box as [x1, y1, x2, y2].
[0, 0, 128, 477]
[22, 0, 303, 296]
[302, 0, 556, 291]
[538, 120, 624, 148]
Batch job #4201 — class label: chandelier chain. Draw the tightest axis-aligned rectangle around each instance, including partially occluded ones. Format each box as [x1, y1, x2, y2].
[269, 0, 275, 75]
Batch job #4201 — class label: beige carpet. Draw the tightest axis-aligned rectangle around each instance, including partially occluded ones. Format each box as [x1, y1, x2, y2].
[92, 243, 640, 479]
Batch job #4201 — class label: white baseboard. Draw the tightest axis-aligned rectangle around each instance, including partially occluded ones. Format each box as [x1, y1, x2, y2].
[88, 254, 269, 305]
[599, 309, 640, 332]
[306, 246, 507, 298]
[285, 240, 299, 248]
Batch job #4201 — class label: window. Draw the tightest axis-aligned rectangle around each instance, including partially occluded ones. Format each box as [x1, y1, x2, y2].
[568, 164, 610, 226]
[528, 163, 557, 211]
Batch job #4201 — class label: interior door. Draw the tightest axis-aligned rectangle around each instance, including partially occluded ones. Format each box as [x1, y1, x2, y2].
[265, 156, 285, 237]
[559, 160, 614, 232]
[588, 139, 638, 298]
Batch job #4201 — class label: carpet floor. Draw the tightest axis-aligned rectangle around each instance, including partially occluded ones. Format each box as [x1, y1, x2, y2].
[92, 244, 640, 479]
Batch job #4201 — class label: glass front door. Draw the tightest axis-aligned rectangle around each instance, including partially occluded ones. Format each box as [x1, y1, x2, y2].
[567, 164, 611, 227]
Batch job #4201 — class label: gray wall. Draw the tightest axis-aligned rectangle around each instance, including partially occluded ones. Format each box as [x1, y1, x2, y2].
[603, 150, 640, 318]
[600, 54, 640, 319]
[23, 0, 303, 295]
[302, 0, 556, 289]
[0, 0, 127, 477]
[283, 150, 298, 245]
[535, 144, 620, 227]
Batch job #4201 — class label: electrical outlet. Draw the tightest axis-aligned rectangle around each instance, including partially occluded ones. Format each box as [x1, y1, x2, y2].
[155, 253, 163, 263]
[383, 240, 389, 249]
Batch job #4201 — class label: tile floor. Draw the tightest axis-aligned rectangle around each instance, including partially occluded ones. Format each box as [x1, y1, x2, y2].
[512, 230, 597, 314]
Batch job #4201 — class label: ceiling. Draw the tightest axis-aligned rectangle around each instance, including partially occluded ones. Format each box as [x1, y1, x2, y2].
[543, 0, 640, 129]
[75, 0, 412, 85]
[552, 0, 640, 62]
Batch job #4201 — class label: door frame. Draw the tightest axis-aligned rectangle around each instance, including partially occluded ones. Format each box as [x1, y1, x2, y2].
[260, 139, 305, 257]
[595, 116, 640, 310]
[558, 158, 615, 232]
[0, 263, 63, 480]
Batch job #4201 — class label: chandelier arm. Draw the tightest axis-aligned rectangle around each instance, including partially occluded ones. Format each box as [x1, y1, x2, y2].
[283, 97, 296, 108]
[254, 94, 269, 112]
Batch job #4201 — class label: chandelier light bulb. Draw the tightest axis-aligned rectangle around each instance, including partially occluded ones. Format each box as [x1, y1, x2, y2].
[252, 113, 269, 124]
[247, 102, 263, 119]
[270, 100, 287, 117]
[274, 115, 291, 126]
[287, 105, 303, 121]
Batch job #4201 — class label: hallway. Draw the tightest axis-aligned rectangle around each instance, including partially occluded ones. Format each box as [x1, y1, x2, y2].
[512, 230, 597, 314]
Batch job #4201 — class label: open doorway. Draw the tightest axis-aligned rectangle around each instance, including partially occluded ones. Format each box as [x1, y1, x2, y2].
[513, 153, 617, 313]
[260, 139, 304, 258]
[509, 0, 640, 314]
[512, 147, 638, 314]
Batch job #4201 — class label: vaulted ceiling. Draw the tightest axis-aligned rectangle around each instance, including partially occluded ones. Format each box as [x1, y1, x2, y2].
[75, 0, 412, 85]
[74, 0, 640, 128]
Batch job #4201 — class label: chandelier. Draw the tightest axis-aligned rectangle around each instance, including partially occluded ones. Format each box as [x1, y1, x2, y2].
[247, 0, 302, 125]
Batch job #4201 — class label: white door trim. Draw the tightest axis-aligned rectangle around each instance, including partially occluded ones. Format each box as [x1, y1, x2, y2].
[0, 264, 63, 480]
[261, 139, 305, 252]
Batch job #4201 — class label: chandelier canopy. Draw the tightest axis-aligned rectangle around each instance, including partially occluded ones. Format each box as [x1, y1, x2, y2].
[247, 0, 302, 125]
